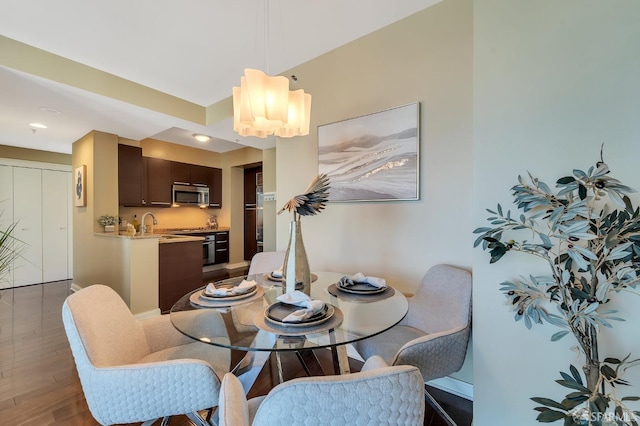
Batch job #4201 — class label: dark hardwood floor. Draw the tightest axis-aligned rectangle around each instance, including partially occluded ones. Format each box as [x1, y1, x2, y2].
[0, 276, 472, 426]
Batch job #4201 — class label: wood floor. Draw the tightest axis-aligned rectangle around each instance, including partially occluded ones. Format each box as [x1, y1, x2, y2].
[0, 278, 472, 426]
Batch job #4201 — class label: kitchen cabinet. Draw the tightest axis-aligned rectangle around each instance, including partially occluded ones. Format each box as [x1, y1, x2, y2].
[118, 144, 144, 206]
[214, 231, 229, 264]
[146, 157, 173, 207]
[158, 240, 203, 312]
[171, 161, 192, 186]
[190, 164, 212, 187]
[210, 168, 222, 208]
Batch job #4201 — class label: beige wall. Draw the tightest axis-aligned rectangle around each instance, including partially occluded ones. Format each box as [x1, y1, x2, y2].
[473, 0, 640, 423]
[275, 0, 473, 382]
[0, 144, 71, 165]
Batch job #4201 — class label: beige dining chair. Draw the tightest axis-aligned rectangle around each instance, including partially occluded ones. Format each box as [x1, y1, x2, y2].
[248, 250, 286, 275]
[62, 284, 230, 426]
[353, 264, 472, 426]
[217, 355, 425, 426]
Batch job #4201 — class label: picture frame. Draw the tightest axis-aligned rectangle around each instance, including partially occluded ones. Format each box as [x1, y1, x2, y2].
[74, 165, 87, 207]
[318, 102, 420, 202]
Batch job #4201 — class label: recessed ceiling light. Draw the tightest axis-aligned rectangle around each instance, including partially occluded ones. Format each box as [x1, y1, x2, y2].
[192, 133, 210, 142]
[40, 107, 62, 115]
[29, 123, 47, 129]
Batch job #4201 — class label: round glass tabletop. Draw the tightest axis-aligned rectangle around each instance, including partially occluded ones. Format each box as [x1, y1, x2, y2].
[170, 271, 408, 352]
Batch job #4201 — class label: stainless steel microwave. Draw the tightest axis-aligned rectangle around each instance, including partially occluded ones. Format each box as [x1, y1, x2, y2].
[172, 184, 209, 207]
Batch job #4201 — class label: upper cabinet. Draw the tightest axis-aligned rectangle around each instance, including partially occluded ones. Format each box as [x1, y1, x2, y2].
[118, 144, 145, 206]
[147, 157, 173, 206]
[117, 146, 222, 208]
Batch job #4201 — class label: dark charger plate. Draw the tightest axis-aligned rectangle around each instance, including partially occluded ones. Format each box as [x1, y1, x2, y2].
[265, 302, 334, 328]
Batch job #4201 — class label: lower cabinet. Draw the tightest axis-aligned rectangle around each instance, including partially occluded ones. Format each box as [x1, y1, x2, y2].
[214, 231, 229, 264]
[158, 241, 203, 312]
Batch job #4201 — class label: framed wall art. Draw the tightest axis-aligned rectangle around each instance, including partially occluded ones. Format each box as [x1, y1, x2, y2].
[74, 165, 86, 207]
[318, 102, 420, 202]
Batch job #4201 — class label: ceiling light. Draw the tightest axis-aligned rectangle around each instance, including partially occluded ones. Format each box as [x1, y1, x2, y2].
[232, 1, 311, 138]
[29, 123, 47, 129]
[192, 133, 211, 142]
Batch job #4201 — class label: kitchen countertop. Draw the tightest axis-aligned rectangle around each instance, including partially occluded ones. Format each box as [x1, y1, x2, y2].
[94, 232, 204, 244]
[159, 227, 230, 235]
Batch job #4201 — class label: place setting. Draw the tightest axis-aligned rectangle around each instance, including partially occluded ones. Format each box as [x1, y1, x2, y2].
[262, 267, 318, 289]
[327, 272, 395, 302]
[189, 277, 264, 308]
[254, 290, 343, 336]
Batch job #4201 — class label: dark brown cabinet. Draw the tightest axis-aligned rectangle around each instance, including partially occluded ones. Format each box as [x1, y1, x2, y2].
[214, 231, 229, 264]
[210, 168, 222, 208]
[190, 164, 212, 187]
[147, 157, 173, 207]
[118, 144, 144, 206]
[171, 161, 192, 185]
[158, 240, 203, 312]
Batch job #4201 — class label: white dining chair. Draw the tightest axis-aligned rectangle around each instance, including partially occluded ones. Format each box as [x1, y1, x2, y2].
[353, 264, 472, 426]
[248, 251, 286, 275]
[217, 355, 425, 426]
[62, 284, 230, 426]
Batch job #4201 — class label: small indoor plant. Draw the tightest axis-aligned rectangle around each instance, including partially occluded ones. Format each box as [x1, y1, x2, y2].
[97, 214, 119, 232]
[474, 152, 640, 424]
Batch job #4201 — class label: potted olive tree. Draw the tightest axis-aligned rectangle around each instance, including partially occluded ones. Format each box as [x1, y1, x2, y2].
[474, 153, 640, 425]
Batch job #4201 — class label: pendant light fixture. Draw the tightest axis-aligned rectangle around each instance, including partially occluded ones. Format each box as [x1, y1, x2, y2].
[233, 0, 311, 138]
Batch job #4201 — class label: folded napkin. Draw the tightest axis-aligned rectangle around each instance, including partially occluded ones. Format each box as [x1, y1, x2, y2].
[338, 272, 387, 289]
[205, 279, 257, 297]
[271, 267, 283, 278]
[276, 290, 325, 322]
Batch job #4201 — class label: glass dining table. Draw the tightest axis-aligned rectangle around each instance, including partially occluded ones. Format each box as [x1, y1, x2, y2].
[170, 271, 408, 381]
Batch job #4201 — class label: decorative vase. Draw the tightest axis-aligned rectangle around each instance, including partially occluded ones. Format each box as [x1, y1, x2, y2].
[104, 225, 115, 233]
[282, 219, 311, 295]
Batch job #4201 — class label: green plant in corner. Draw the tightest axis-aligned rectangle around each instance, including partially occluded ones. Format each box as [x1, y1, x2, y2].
[474, 151, 640, 425]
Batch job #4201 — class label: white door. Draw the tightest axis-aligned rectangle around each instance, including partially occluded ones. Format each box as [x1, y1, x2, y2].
[12, 167, 43, 286]
[42, 170, 69, 282]
[0, 165, 14, 289]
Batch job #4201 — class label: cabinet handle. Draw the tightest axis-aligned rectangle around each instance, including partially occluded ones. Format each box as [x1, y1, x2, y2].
[173, 181, 190, 185]
[216, 249, 227, 252]
[151, 202, 171, 205]
[209, 203, 220, 207]
[193, 183, 207, 187]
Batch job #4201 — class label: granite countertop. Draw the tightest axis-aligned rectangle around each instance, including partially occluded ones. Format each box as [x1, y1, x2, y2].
[95, 232, 204, 244]
[159, 227, 230, 235]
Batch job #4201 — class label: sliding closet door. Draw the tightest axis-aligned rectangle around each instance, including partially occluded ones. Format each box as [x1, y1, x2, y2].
[12, 167, 43, 286]
[42, 169, 70, 282]
[0, 165, 14, 289]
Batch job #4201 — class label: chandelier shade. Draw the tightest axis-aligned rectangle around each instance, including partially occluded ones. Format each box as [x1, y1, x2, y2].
[233, 68, 312, 138]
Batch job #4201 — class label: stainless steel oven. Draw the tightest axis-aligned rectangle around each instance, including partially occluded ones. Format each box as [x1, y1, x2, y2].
[203, 234, 216, 265]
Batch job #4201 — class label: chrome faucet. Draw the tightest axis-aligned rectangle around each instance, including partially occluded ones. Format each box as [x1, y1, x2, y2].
[139, 212, 157, 236]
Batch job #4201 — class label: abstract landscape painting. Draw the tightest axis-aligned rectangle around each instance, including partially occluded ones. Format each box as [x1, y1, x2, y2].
[318, 103, 419, 202]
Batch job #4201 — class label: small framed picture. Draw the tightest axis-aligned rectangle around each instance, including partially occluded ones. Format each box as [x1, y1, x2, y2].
[74, 165, 87, 207]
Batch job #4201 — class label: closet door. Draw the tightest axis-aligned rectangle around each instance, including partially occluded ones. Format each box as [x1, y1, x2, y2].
[0, 165, 14, 288]
[12, 167, 43, 286]
[42, 170, 70, 282]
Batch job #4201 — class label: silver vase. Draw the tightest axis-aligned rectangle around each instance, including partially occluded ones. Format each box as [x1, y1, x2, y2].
[282, 219, 311, 295]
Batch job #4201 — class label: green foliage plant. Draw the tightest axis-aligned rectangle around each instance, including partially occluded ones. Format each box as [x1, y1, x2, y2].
[0, 212, 25, 292]
[474, 153, 640, 425]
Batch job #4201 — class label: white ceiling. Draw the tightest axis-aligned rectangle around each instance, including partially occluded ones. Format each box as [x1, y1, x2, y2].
[0, 0, 440, 154]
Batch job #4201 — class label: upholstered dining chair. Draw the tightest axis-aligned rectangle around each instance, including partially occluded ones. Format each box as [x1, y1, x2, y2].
[353, 264, 472, 426]
[217, 355, 425, 426]
[248, 251, 286, 275]
[62, 284, 230, 426]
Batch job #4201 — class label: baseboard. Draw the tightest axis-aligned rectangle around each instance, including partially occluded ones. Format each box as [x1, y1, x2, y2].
[427, 376, 474, 401]
[133, 309, 161, 320]
[70, 282, 83, 293]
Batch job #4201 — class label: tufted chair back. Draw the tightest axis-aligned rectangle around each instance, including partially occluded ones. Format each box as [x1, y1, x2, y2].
[218, 356, 425, 426]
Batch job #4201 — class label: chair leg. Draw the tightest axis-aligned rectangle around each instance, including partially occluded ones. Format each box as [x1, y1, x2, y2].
[425, 387, 457, 426]
[185, 411, 212, 426]
[160, 417, 171, 426]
